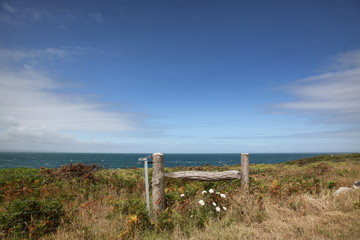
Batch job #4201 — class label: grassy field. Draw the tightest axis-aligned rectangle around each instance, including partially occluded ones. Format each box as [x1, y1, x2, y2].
[1, 153, 360, 239]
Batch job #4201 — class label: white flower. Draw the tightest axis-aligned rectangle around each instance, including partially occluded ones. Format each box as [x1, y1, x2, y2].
[180, 193, 185, 197]
[222, 206, 227, 211]
[216, 192, 220, 195]
[198, 200, 205, 206]
[201, 190, 207, 195]
[209, 189, 214, 193]
[220, 193, 226, 199]
[212, 202, 217, 207]
[215, 206, 221, 212]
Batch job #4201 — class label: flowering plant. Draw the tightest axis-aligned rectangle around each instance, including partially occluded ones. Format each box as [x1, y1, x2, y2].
[198, 188, 228, 212]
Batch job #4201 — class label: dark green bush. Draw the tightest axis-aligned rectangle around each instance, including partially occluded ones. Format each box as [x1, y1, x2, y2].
[0, 168, 43, 202]
[0, 198, 65, 239]
[113, 197, 151, 229]
[327, 180, 337, 189]
[165, 192, 181, 208]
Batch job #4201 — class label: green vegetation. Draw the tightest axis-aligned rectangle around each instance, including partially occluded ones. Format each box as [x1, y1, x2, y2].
[0, 198, 65, 239]
[283, 153, 360, 165]
[0, 154, 360, 239]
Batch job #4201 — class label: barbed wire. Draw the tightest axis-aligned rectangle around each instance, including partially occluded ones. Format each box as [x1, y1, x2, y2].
[0, 155, 314, 170]
[1, 182, 147, 192]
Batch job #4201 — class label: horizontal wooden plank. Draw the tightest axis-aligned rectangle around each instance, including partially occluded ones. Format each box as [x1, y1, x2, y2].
[165, 170, 241, 181]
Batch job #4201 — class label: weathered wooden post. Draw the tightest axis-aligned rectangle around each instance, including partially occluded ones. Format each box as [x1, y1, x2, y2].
[241, 153, 249, 193]
[151, 152, 165, 220]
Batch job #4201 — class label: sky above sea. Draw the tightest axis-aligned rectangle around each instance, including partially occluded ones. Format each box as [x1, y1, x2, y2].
[0, 0, 359, 153]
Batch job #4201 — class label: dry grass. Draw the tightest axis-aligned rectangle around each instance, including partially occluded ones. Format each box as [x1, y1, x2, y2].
[2, 154, 359, 240]
[49, 156, 360, 240]
[45, 203, 119, 240]
[169, 191, 360, 240]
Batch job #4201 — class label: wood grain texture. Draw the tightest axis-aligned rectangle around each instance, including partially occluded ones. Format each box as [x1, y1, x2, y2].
[165, 170, 241, 181]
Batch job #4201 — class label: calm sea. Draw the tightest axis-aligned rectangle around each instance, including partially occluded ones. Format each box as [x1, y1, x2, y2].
[0, 152, 342, 169]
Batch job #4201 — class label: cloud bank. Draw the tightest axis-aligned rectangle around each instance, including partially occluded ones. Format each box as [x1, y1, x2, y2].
[275, 50, 360, 124]
[0, 1, 104, 26]
[0, 47, 88, 63]
[0, 2, 52, 25]
[0, 65, 139, 151]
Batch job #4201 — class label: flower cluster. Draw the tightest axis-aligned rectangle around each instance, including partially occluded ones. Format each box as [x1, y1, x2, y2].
[198, 188, 228, 212]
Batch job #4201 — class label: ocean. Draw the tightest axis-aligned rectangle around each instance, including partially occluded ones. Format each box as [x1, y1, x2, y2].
[0, 152, 342, 169]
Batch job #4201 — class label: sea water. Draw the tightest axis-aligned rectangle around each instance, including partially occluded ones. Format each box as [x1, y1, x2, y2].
[0, 152, 341, 169]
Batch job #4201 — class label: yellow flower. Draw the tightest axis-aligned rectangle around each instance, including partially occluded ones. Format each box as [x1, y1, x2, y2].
[128, 214, 138, 223]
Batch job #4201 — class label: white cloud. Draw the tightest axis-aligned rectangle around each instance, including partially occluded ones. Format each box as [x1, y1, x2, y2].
[0, 67, 138, 132]
[0, 2, 52, 25]
[275, 50, 360, 124]
[0, 2, 104, 27]
[0, 47, 88, 62]
[332, 49, 360, 70]
[3, 2, 15, 14]
[0, 66, 141, 151]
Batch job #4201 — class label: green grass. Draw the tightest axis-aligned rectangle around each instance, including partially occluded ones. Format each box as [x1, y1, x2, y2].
[0, 154, 360, 240]
[283, 153, 360, 165]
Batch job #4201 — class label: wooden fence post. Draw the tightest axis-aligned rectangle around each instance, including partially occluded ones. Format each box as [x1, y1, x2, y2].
[241, 153, 249, 193]
[151, 152, 165, 221]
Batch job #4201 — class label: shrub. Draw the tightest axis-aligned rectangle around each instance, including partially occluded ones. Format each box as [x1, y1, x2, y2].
[312, 162, 331, 174]
[0, 198, 65, 239]
[327, 180, 337, 189]
[113, 197, 152, 239]
[181, 189, 229, 229]
[0, 168, 43, 202]
[165, 191, 181, 208]
[40, 163, 103, 181]
[156, 208, 176, 232]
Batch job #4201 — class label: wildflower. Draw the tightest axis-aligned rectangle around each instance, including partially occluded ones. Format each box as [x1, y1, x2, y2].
[212, 202, 217, 207]
[215, 206, 221, 212]
[209, 189, 214, 193]
[180, 193, 185, 197]
[222, 206, 227, 211]
[272, 180, 278, 185]
[128, 214, 138, 223]
[202, 190, 207, 194]
[198, 200, 205, 206]
[220, 193, 226, 199]
[216, 192, 220, 195]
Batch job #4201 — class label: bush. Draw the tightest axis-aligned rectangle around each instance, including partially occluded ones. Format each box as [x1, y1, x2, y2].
[0, 168, 43, 202]
[327, 180, 337, 189]
[40, 163, 103, 181]
[0, 198, 65, 239]
[113, 197, 152, 239]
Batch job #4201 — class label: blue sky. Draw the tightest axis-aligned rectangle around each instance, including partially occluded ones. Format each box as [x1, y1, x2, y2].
[0, 0, 359, 153]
